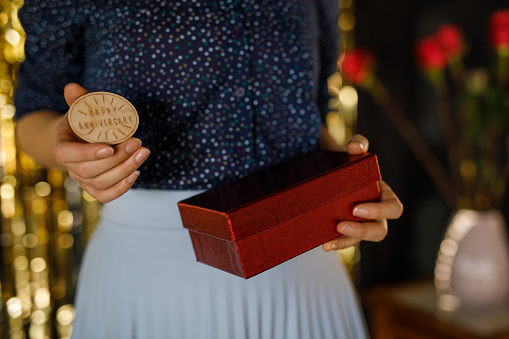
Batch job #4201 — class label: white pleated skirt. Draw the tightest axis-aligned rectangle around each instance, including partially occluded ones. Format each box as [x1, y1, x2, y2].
[71, 189, 369, 339]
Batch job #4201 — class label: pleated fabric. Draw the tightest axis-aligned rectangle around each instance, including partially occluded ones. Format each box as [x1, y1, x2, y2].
[71, 189, 369, 339]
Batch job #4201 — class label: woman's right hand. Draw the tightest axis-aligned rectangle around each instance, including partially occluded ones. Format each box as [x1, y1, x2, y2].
[54, 83, 150, 203]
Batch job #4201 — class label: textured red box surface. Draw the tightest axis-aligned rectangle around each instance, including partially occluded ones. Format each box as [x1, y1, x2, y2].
[178, 150, 381, 279]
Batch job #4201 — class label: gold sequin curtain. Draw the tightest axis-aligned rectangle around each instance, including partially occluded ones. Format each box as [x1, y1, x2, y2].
[0, 1, 358, 338]
[0, 2, 101, 338]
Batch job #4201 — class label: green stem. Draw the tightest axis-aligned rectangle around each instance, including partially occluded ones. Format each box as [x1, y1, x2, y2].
[449, 60, 466, 90]
[433, 77, 466, 204]
[497, 52, 509, 88]
[366, 77, 457, 208]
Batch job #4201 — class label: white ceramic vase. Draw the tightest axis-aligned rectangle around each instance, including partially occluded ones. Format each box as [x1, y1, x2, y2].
[435, 209, 509, 310]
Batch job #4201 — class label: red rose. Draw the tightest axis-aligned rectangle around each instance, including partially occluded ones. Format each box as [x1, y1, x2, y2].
[489, 9, 509, 51]
[415, 36, 447, 72]
[339, 49, 375, 85]
[435, 24, 465, 60]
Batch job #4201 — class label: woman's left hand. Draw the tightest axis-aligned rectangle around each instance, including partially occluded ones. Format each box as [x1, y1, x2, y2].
[322, 134, 403, 251]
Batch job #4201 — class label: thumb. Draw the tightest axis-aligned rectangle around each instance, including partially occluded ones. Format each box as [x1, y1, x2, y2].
[345, 134, 369, 155]
[64, 83, 89, 106]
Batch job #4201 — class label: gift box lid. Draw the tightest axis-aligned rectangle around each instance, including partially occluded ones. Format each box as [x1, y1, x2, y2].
[178, 150, 381, 241]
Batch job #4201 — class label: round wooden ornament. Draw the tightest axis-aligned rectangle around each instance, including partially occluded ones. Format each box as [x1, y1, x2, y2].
[67, 92, 139, 144]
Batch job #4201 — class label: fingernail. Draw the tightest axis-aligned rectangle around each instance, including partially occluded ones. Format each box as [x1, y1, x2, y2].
[126, 170, 140, 184]
[353, 206, 369, 218]
[339, 224, 354, 236]
[134, 149, 150, 163]
[330, 243, 338, 251]
[125, 138, 142, 154]
[349, 137, 363, 145]
[96, 147, 114, 158]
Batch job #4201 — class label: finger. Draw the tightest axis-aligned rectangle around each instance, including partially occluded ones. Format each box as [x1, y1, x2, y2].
[322, 235, 361, 251]
[351, 181, 403, 220]
[65, 138, 143, 178]
[79, 170, 141, 204]
[74, 147, 150, 190]
[337, 219, 388, 243]
[64, 83, 89, 106]
[345, 134, 369, 154]
[55, 138, 115, 164]
[53, 112, 116, 164]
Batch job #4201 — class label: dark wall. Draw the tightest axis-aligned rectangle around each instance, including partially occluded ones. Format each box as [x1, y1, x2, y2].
[355, 0, 509, 290]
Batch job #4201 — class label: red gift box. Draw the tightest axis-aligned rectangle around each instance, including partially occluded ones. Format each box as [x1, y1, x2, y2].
[178, 150, 381, 279]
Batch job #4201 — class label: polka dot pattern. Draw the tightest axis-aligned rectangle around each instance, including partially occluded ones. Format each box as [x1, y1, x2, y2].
[15, 0, 339, 189]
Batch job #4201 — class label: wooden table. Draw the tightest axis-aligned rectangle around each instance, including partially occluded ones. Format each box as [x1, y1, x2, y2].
[362, 279, 509, 339]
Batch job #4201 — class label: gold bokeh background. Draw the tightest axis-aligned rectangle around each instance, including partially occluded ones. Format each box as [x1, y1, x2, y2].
[0, 2, 101, 337]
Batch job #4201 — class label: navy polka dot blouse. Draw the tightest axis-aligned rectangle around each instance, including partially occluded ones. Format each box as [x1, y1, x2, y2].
[15, 0, 339, 190]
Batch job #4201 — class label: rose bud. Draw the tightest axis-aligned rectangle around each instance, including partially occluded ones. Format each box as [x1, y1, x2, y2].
[415, 36, 447, 73]
[436, 24, 465, 61]
[339, 49, 375, 86]
[489, 9, 509, 52]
